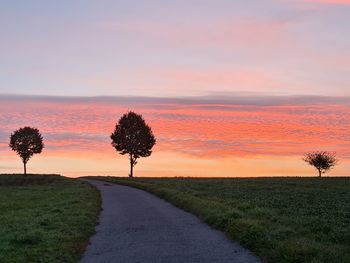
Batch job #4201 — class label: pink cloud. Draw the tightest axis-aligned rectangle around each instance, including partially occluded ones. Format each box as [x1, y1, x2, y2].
[1, 96, 349, 176]
[303, 0, 350, 4]
[96, 17, 293, 50]
[147, 68, 282, 92]
[1, 96, 349, 158]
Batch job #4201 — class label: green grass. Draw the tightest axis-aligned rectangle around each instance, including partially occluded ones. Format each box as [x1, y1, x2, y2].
[88, 176, 350, 263]
[0, 174, 100, 263]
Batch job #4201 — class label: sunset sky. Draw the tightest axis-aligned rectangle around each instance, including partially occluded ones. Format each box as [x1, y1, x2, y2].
[1, 1, 349, 177]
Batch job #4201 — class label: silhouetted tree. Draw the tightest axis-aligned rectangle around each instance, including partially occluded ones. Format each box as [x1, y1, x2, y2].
[303, 151, 338, 177]
[9, 127, 44, 175]
[111, 111, 156, 177]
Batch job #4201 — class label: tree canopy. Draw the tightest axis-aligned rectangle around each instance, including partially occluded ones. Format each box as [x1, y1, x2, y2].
[111, 111, 156, 177]
[303, 151, 337, 177]
[9, 127, 44, 175]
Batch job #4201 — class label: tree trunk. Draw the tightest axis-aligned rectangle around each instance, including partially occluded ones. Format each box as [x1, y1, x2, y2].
[318, 169, 322, 177]
[24, 162, 27, 176]
[129, 156, 133, 178]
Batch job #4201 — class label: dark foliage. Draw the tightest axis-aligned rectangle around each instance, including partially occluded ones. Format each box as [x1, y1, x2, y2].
[110, 111, 156, 177]
[9, 127, 44, 175]
[303, 151, 338, 177]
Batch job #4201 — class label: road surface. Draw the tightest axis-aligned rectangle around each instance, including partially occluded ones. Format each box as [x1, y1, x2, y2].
[80, 179, 262, 263]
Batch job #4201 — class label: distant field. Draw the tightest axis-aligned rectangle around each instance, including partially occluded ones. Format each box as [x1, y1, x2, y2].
[89, 176, 350, 263]
[0, 174, 100, 263]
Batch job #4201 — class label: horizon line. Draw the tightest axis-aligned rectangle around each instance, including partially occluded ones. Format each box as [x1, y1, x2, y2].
[1, 93, 350, 106]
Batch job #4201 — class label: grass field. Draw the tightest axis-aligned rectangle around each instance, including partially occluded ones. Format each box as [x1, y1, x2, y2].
[0, 174, 100, 263]
[88, 176, 350, 263]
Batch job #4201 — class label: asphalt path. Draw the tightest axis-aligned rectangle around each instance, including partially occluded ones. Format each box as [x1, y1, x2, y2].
[80, 179, 262, 263]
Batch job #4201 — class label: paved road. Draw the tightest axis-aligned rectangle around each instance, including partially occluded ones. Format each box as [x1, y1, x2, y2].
[80, 179, 262, 263]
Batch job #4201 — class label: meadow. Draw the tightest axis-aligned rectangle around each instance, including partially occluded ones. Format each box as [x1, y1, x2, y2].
[88, 176, 350, 263]
[0, 175, 100, 263]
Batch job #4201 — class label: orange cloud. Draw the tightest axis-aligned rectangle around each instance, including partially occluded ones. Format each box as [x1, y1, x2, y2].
[1, 96, 349, 177]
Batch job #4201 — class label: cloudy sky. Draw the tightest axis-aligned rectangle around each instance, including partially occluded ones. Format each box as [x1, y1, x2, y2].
[1, 0, 349, 97]
[0, 1, 349, 177]
[0, 95, 349, 177]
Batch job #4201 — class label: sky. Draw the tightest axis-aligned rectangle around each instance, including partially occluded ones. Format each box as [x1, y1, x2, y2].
[0, 1, 349, 177]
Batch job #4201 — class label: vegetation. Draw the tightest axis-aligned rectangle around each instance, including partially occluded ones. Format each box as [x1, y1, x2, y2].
[303, 152, 338, 177]
[9, 127, 44, 175]
[0, 174, 100, 263]
[111, 111, 156, 177]
[89, 176, 350, 263]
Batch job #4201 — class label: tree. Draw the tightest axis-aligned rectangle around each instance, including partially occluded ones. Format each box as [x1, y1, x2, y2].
[303, 151, 338, 177]
[111, 111, 156, 177]
[9, 127, 44, 175]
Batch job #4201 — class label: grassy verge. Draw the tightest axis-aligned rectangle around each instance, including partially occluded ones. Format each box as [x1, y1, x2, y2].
[87, 176, 350, 263]
[0, 174, 100, 263]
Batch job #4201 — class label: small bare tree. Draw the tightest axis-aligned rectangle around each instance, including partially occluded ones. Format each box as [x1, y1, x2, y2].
[9, 127, 44, 175]
[303, 152, 338, 177]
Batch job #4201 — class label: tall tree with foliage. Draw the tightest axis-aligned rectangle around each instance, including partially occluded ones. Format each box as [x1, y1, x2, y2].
[111, 111, 156, 177]
[303, 151, 338, 177]
[9, 127, 44, 175]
